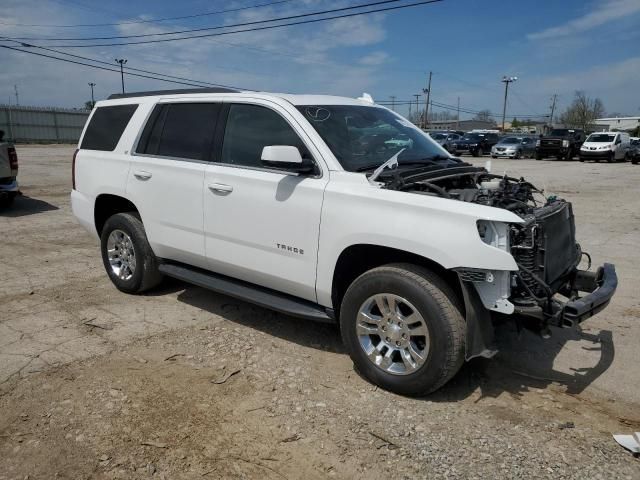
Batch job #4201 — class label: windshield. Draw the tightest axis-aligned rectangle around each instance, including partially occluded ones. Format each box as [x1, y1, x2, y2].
[297, 105, 446, 171]
[461, 133, 483, 141]
[587, 134, 616, 143]
[431, 133, 447, 140]
[550, 129, 574, 136]
[499, 137, 521, 144]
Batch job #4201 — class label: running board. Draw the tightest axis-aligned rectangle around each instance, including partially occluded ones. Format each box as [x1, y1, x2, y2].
[158, 263, 334, 323]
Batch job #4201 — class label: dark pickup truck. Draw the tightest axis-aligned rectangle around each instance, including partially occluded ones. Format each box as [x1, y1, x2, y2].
[535, 128, 586, 161]
[451, 132, 500, 157]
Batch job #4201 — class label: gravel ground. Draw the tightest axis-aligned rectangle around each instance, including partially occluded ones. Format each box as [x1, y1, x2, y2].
[0, 145, 639, 479]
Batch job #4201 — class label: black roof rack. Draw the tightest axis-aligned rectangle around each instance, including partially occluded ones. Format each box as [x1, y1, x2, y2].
[107, 87, 240, 100]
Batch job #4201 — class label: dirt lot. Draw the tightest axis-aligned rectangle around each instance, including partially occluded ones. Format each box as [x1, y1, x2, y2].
[1, 145, 639, 479]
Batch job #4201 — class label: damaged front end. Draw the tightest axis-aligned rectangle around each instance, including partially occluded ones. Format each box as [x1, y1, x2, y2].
[379, 160, 618, 333]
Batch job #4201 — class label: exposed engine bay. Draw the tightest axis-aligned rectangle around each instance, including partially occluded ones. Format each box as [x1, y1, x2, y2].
[377, 160, 614, 329]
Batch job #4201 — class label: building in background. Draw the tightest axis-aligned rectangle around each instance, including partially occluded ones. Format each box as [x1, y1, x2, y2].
[424, 119, 496, 132]
[594, 116, 640, 132]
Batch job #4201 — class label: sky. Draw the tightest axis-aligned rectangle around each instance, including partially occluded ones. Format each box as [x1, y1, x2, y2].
[1, 0, 639, 121]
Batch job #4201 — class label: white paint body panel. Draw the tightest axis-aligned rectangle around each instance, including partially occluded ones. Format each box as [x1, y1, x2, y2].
[72, 91, 523, 311]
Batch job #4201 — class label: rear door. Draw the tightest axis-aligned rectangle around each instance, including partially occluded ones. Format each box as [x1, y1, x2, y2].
[203, 102, 328, 301]
[127, 102, 221, 269]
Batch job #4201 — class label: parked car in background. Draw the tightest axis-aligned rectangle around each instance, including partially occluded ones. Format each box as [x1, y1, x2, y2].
[627, 138, 639, 165]
[451, 132, 500, 157]
[535, 128, 585, 160]
[0, 130, 19, 208]
[490, 136, 536, 159]
[429, 131, 461, 153]
[579, 131, 630, 163]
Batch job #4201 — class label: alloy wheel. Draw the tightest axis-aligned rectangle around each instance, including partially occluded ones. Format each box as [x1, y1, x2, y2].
[356, 293, 430, 375]
[106, 229, 137, 281]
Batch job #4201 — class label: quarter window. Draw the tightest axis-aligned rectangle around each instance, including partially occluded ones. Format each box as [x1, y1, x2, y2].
[220, 104, 304, 168]
[81, 104, 138, 151]
[137, 103, 220, 161]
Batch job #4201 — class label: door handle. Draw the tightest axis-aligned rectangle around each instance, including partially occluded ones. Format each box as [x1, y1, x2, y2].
[208, 183, 233, 194]
[133, 170, 152, 181]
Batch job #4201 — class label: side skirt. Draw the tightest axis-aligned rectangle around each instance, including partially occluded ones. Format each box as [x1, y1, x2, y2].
[158, 262, 334, 323]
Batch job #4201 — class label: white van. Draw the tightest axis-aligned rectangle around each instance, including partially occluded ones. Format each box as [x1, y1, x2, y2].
[579, 131, 630, 162]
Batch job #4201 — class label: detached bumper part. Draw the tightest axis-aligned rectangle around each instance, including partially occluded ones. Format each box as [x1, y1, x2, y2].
[514, 263, 618, 328]
[559, 263, 617, 327]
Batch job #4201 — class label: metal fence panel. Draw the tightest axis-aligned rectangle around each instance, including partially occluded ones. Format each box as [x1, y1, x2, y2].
[0, 105, 90, 143]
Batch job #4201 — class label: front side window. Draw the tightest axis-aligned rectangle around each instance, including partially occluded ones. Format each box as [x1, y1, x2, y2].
[297, 105, 446, 171]
[221, 104, 305, 168]
[137, 103, 220, 161]
[81, 104, 138, 151]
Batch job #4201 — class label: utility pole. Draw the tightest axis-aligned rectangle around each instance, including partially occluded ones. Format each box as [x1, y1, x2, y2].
[456, 96, 460, 129]
[88, 82, 96, 108]
[14, 85, 19, 106]
[423, 71, 432, 129]
[549, 94, 557, 126]
[390, 96, 396, 112]
[501, 76, 518, 132]
[115, 58, 127, 94]
[413, 94, 421, 125]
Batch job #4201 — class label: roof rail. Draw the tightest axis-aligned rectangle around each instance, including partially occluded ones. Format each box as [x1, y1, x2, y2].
[107, 87, 241, 100]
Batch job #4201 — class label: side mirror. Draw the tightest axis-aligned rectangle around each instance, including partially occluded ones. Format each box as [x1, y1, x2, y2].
[261, 145, 315, 174]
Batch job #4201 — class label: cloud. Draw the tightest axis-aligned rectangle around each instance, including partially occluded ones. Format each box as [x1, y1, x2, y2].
[358, 51, 389, 66]
[0, 0, 390, 106]
[528, 0, 640, 40]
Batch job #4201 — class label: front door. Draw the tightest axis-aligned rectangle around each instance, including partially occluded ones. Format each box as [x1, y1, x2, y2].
[203, 103, 328, 301]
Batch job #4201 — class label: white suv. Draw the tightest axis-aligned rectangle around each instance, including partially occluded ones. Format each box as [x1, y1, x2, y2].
[72, 88, 617, 395]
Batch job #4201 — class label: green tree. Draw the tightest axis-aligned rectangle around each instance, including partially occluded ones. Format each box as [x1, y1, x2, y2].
[511, 117, 520, 128]
[84, 101, 94, 110]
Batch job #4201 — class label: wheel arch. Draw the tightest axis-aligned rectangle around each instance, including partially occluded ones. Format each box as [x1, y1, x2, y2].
[94, 194, 140, 236]
[330, 243, 463, 316]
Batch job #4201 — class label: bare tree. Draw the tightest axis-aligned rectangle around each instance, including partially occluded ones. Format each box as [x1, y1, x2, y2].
[473, 109, 495, 123]
[559, 91, 605, 130]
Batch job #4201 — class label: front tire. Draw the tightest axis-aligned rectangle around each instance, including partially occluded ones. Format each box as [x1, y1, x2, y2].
[100, 212, 163, 293]
[340, 264, 465, 396]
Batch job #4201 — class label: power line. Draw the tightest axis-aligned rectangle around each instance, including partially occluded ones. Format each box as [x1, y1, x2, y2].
[0, 0, 295, 28]
[11, 0, 445, 48]
[0, 44, 245, 90]
[378, 98, 546, 118]
[0, 37, 244, 87]
[10, 0, 421, 41]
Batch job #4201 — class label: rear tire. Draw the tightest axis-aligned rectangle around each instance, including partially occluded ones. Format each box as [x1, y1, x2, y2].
[535, 153, 543, 160]
[100, 212, 163, 294]
[340, 263, 465, 396]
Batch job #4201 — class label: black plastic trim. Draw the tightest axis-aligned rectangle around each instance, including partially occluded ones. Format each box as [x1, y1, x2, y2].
[158, 262, 334, 323]
[562, 263, 617, 325]
[108, 88, 240, 100]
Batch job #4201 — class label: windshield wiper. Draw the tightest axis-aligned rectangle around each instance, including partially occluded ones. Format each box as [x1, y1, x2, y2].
[367, 148, 405, 184]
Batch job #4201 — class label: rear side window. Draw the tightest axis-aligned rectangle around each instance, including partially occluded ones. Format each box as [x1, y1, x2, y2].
[81, 104, 138, 151]
[137, 103, 220, 161]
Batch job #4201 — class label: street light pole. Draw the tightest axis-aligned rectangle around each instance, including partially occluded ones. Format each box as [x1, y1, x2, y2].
[115, 58, 127, 94]
[501, 75, 517, 132]
[88, 82, 96, 108]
